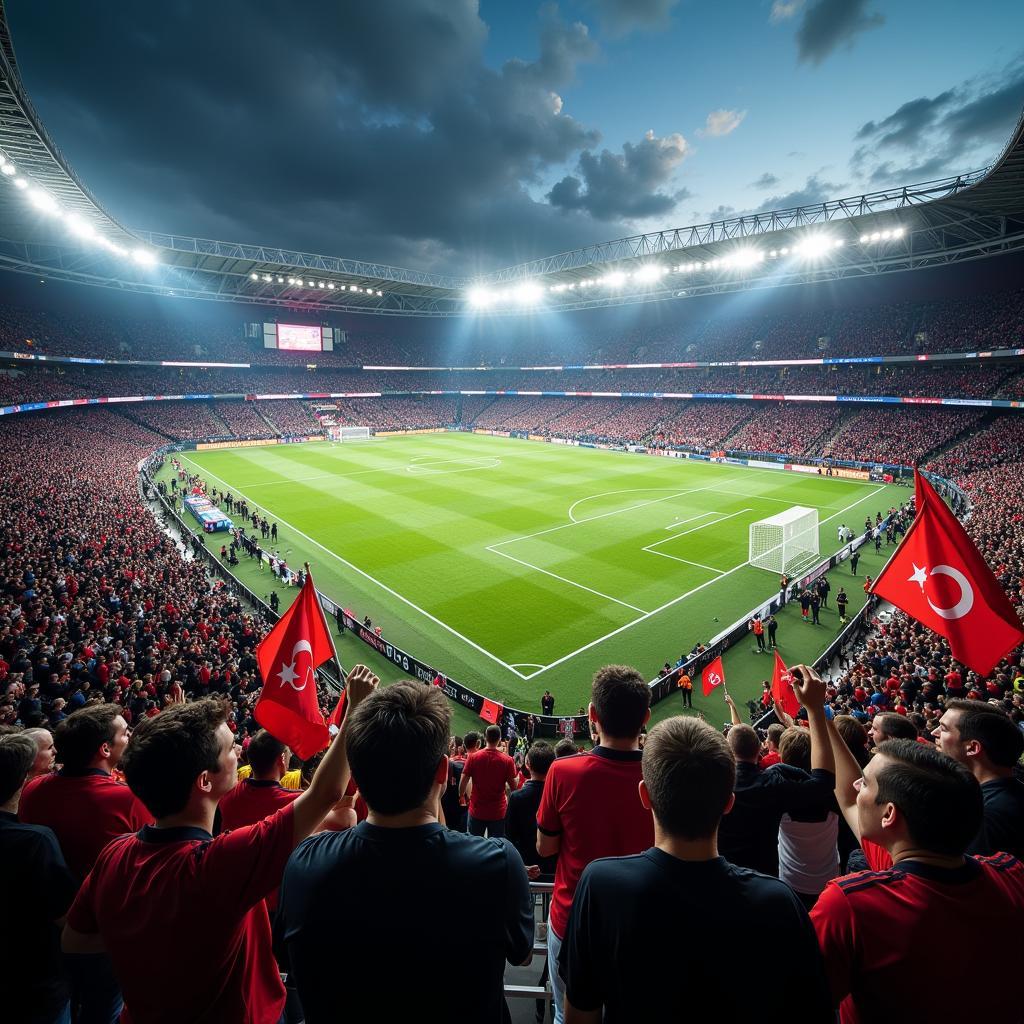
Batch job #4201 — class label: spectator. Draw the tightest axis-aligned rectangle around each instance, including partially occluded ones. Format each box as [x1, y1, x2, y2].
[932, 700, 1024, 858]
[219, 729, 301, 834]
[459, 723, 517, 838]
[61, 666, 379, 1024]
[812, 686, 1024, 1023]
[559, 716, 833, 1023]
[505, 740, 558, 882]
[23, 727, 57, 781]
[542, 690, 555, 716]
[717, 691, 835, 876]
[868, 712, 918, 749]
[537, 665, 654, 1024]
[277, 682, 533, 1022]
[0, 731, 77, 1024]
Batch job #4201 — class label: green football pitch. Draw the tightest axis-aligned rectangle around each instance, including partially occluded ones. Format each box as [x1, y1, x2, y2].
[166, 432, 903, 730]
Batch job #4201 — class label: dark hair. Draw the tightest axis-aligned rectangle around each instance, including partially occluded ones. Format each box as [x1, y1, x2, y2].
[526, 741, 555, 777]
[554, 739, 578, 758]
[0, 733, 37, 804]
[766, 723, 785, 747]
[834, 715, 871, 768]
[778, 728, 811, 772]
[727, 724, 761, 762]
[246, 729, 288, 776]
[484, 724, 501, 744]
[591, 665, 650, 740]
[873, 739, 982, 856]
[464, 731, 481, 751]
[945, 700, 1024, 768]
[121, 699, 228, 818]
[346, 682, 450, 816]
[642, 718, 735, 839]
[55, 705, 121, 772]
[874, 712, 917, 743]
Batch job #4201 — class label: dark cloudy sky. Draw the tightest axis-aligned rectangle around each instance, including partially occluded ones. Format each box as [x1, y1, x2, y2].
[8, 0, 1024, 276]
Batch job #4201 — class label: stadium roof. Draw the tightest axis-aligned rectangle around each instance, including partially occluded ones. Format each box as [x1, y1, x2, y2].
[1, 3, 1023, 318]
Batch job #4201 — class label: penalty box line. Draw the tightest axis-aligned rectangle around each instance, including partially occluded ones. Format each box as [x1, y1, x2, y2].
[177, 455, 535, 682]
[518, 482, 889, 681]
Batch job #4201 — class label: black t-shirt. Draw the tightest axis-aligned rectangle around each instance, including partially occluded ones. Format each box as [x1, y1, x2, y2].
[542, 695, 555, 715]
[505, 779, 557, 878]
[277, 821, 533, 1022]
[559, 849, 833, 1023]
[0, 811, 77, 1023]
[717, 763, 835, 876]
[441, 759, 467, 831]
[967, 777, 1024, 859]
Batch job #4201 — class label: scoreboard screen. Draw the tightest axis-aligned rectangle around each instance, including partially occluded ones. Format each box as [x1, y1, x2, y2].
[277, 324, 323, 351]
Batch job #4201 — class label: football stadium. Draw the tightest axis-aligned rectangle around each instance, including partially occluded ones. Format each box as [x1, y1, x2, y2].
[2, 2, 1024, 1022]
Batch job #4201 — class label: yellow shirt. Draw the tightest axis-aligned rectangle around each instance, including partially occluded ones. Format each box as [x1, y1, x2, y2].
[236, 764, 302, 790]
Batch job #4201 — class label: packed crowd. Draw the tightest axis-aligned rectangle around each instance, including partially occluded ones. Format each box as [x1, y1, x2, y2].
[727, 404, 844, 456]
[823, 407, 986, 466]
[1, 372, 1023, 1021]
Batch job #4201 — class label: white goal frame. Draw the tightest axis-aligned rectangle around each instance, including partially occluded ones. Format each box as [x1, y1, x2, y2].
[748, 505, 819, 574]
[327, 425, 374, 443]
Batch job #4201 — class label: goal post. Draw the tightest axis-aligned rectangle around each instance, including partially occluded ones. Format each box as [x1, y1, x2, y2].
[327, 425, 373, 442]
[748, 506, 819, 574]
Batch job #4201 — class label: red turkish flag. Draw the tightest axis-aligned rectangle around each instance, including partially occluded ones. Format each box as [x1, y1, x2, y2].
[326, 689, 346, 734]
[771, 651, 800, 718]
[479, 698, 504, 724]
[255, 572, 334, 759]
[871, 471, 1024, 676]
[702, 656, 726, 697]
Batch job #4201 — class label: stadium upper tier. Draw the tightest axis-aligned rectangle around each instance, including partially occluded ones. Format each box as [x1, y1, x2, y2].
[2, 287, 1024, 366]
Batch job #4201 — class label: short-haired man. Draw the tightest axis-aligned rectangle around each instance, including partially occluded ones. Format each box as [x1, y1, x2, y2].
[459, 723, 517, 838]
[62, 666, 379, 1024]
[20, 704, 150, 882]
[537, 665, 655, 1024]
[805, 668, 1024, 1022]
[932, 699, 1024, 858]
[0, 732, 77, 1024]
[560, 717, 832, 1023]
[868, 711, 917, 748]
[506, 740, 557, 880]
[277, 682, 533, 1022]
[219, 728, 300, 832]
[717, 691, 835, 877]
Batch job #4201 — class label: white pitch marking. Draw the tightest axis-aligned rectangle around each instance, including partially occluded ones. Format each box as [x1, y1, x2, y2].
[664, 511, 719, 531]
[647, 508, 754, 547]
[645, 550, 726, 574]
[486, 545, 649, 615]
[177, 454, 532, 681]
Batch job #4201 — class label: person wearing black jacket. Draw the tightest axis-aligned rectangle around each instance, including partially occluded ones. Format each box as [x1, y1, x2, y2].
[718, 691, 836, 877]
[505, 741, 558, 881]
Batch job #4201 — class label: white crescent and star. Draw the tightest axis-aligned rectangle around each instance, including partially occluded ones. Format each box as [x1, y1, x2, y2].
[277, 639, 315, 692]
[907, 562, 975, 621]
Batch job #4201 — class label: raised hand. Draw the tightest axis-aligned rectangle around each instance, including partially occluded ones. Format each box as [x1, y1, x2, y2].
[345, 664, 379, 708]
[789, 663, 826, 711]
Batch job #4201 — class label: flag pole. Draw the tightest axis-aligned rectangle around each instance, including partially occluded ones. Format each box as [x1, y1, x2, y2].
[304, 562, 347, 703]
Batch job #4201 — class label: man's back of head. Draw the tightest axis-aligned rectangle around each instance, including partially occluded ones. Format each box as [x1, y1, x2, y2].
[346, 682, 450, 816]
[484, 724, 501, 747]
[526, 741, 555, 779]
[874, 712, 917, 744]
[245, 729, 288, 780]
[591, 664, 650, 741]
[55, 705, 122, 773]
[727, 724, 761, 764]
[642, 717, 735, 841]
[464, 730, 481, 753]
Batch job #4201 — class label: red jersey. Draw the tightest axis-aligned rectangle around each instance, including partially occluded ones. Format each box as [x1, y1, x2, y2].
[537, 746, 654, 937]
[462, 747, 517, 820]
[219, 779, 300, 831]
[812, 852, 1024, 1023]
[67, 804, 296, 1024]
[19, 770, 151, 883]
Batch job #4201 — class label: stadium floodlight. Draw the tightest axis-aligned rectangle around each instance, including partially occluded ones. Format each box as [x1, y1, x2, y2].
[633, 264, 666, 284]
[327, 282, 335, 289]
[468, 287, 493, 308]
[317, 281, 325, 288]
[250, 272, 258, 280]
[602, 271, 627, 288]
[0, 162, 14, 176]
[14, 177, 27, 189]
[729, 248, 763, 269]
[307, 280, 314, 287]
[513, 281, 544, 305]
[28, 188, 59, 214]
[63, 214, 96, 240]
[795, 235, 836, 259]
[376, 289, 383, 296]
[892, 226, 904, 237]
[132, 248, 157, 266]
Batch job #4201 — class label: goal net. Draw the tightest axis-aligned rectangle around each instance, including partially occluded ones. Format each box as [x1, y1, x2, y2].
[327, 425, 373, 443]
[748, 506, 819, 574]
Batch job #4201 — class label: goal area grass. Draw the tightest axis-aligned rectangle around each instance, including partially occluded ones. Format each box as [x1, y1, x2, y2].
[163, 433, 904, 734]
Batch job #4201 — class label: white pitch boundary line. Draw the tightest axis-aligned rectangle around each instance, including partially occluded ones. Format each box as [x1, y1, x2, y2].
[645, 550, 726, 574]
[647, 508, 753, 546]
[486, 545, 650, 615]
[519, 485, 887, 680]
[177, 454, 534, 681]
